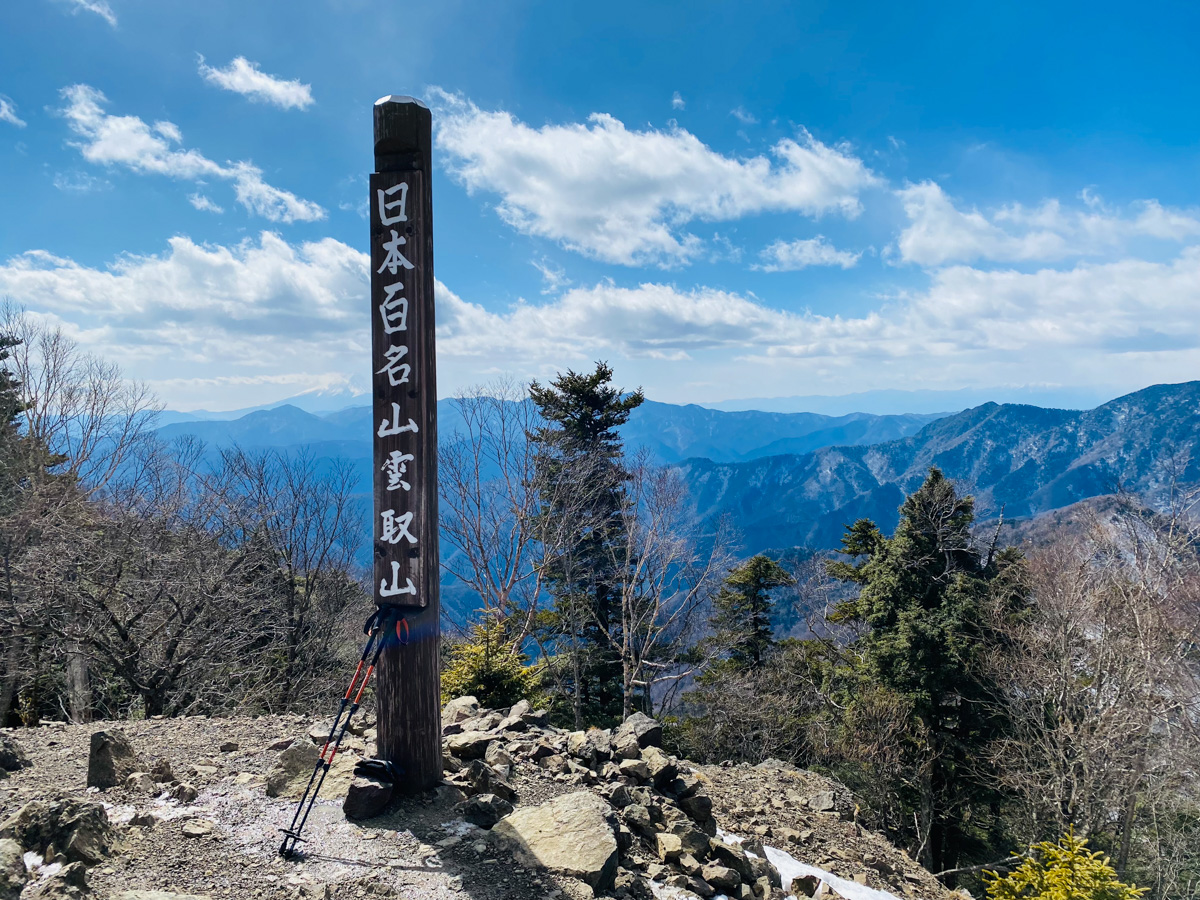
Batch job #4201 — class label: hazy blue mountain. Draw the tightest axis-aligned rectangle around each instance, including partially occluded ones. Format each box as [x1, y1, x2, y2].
[680, 381, 1200, 551]
[155, 398, 943, 464]
[703, 385, 1115, 416]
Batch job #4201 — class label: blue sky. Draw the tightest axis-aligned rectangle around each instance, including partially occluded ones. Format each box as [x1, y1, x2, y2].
[1, 0, 1199, 411]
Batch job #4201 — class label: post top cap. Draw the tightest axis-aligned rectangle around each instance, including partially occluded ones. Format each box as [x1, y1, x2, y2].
[375, 95, 429, 109]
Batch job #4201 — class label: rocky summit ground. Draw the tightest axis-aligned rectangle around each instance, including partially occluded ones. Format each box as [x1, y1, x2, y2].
[0, 702, 958, 900]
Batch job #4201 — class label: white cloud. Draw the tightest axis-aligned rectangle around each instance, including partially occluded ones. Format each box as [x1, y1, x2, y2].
[433, 90, 879, 267]
[198, 56, 314, 110]
[60, 0, 116, 26]
[671, 91, 686, 110]
[0, 96, 27, 128]
[896, 180, 1200, 266]
[188, 193, 224, 213]
[730, 106, 758, 125]
[7, 229, 1199, 408]
[755, 236, 861, 271]
[58, 84, 325, 222]
[532, 259, 571, 294]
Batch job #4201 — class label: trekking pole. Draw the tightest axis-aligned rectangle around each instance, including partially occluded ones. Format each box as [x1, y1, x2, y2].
[279, 607, 403, 857]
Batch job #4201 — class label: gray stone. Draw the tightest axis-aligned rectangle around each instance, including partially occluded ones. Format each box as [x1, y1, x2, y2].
[492, 791, 618, 891]
[655, 832, 683, 861]
[616, 711, 663, 748]
[678, 853, 703, 875]
[461, 759, 516, 801]
[441, 696, 480, 725]
[149, 759, 175, 783]
[86, 731, 140, 790]
[0, 800, 112, 864]
[445, 730, 495, 760]
[687, 874, 715, 898]
[266, 738, 319, 798]
[23, 861, 90, 899]
[679, 791, 713, 824]
[622, 804, 653, 835]
[0, 838, 25, 900]
[808, 790, 836, 812]
[458, 793, 513, 829]
[702, 864, 741, 893]
[124, 772, 155, 793]
[566, 729, 612, 766]
[0, 736, 29, 773]
[641, 746, 677, 788]
[180, 820, 214, 838]
[218, 741, 238, 753]
[618, 758, 649, 781]
[343, 774, 393, 820]
[117, 893, 213, 900]
[709, 841, 755, 882]
[169, 783, 198, 804]
[484, 742, 515, 779]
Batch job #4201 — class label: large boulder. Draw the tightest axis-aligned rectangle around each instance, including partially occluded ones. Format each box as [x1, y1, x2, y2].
[0, 838, 25, 900]
[492, 792, 618, 891]
[616, 711, 662, 749]
[342, 774, 393, 820]
[86, 731, 141, 790]
[0, 736, 29, 774]
[458, 793, 513, 829]
[265, 738, 319, 798]
[444, 730, 495, 760]
[441, 696, 479, 725]
[0, 800, 112, 865]
[23, 861, 90, 899]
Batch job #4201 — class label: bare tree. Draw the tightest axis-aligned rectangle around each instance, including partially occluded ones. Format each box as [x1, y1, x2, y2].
[603, 457, 731, 718]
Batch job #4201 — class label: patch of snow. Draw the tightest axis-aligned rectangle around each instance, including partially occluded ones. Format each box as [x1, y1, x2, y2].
[764, 844, 908, 900]
[22, 851, 42, 872]
[101, 801, 137, 825]
[439, 819, 478, 837]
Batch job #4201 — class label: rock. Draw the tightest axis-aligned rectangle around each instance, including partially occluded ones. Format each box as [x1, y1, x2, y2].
[709, 841, 755, 882]
[702, 864, 741, 893]
[622, 804, 653, 835]
[266, 737, 294, 752]
[670, 825, 709, 859]
[640, 747, 677, 788]
[507, 699, 532, 719]
[343, 773, 393, 820]
[808, 791, 836, 812]
[461, 759, 516, 801]
[611, 731, 642, 760]
[307, 722, 333, 745]
[538, 754, 568, 774]
[458, 793, 513, 829]
[117, 893, 214, 900]
[853, 873, 869, 885]
[218, 741, 239, 753]
[492, 792, 618, 891]
[0, 838, 25, 900]
[149, 759, 175, 783]
[616, 712, 662, 749]
[24, 861, 90, 899]
[266, 738, 319, 798]
[679, 791, 713, 824]
[617, 758, 649, 781]
[0, 800, 112, 864]
[124, 772, 155, 793]
[170, 783, 198, 804]
[792, 874, 821, 897]
[347, 715, 375, 737]
[180, 820, 214, 838]
[445, 730, 495, 760]
[484, 742, 515, 779]
[441, 696, 480, 725]
[655, 832, 683, 862]
[0, 736, 29, 773]
[86, 730, 141, 790]
[566, 729, 612, 766]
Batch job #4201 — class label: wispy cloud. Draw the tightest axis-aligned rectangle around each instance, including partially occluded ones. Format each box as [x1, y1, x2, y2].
[896, 180, 1200, 266]
[730, 106, 758, 125]
[59, 0, 117, 26]
[532, 259, 571, 294]
[197, 56, 314, 110]
[188, 193, 224, 214]
[0, 96, 27, 128]
[58, 84, 325, 222]
[755, 236, 861, 271]
[671, 91, 686, 110]
[433, 90, 879, 268]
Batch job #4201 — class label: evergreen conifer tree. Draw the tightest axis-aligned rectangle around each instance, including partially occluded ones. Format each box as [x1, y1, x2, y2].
[529, 362, 644, 728]
[707, 554, 794, 672]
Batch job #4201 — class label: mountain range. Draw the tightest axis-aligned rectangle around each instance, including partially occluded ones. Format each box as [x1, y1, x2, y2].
[153, 381, 1200, 559]
[681, 381, 1200, 551]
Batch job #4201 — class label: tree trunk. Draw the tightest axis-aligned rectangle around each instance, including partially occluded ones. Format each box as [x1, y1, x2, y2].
[0, 629, 21, 726]
[65, 640, 91, 723]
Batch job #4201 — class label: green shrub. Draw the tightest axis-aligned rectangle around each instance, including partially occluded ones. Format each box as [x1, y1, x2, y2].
[440, 616, 542, 710]
[985, 831, 1147, 900]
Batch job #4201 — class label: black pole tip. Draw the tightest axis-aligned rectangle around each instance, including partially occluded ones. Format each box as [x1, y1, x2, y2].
[374, 95, 429, 109]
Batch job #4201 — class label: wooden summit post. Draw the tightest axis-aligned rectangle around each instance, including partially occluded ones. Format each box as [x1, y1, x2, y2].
[370, 95, 440, 792]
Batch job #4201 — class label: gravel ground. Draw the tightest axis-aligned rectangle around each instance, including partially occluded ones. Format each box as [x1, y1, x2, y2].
[0, 716, 591, 900]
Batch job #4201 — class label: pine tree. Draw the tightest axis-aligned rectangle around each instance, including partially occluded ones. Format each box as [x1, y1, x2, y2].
[529, 362, 644, 728]
[827, 467, 1025, 875]
[707, 554, 794, 672]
